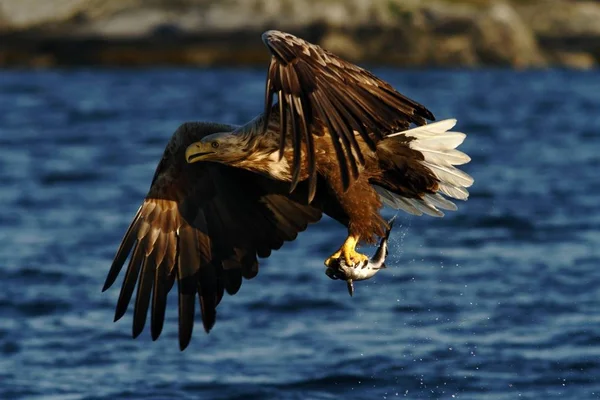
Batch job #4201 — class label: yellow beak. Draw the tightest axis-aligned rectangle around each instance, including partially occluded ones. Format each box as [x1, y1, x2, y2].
[185, 142, 215, 163]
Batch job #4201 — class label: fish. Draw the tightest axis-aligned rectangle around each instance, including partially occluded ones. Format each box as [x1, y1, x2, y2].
[325, 216, 396, 296]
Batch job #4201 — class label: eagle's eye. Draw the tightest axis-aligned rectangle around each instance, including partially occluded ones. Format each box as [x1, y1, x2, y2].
[211, 141, 219, 149]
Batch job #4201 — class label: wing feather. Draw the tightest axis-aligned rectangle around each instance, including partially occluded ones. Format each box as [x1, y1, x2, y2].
[314, 89, 360, 180]
[132, 255, 153, 338]
[103, 207, 142, 291]
[309, 92, 351, 188]
[114, 241, 144, 322]
[222, 267, 243, 295]
[197, 263, 218, 333]
[241, 252, 259, 280]
[288, 93, 302, 192]
[151, 258, 169, 340]
[176, 222, 199, 350]
[277, 91, 287, 159]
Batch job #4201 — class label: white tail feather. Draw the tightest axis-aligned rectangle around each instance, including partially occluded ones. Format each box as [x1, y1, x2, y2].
[439, 183, 469, 200]
[374, 185, 399, 208]
[409, 147, 471, 166]
[387, 119, 457, 137]
[421, 160, 474, 187]
[424, 193, 458, 211]
[375, 119, 473, 216]
[396, 197, 423, 216]
[407, 133, 466, 150]
[411, 198, 444, 217]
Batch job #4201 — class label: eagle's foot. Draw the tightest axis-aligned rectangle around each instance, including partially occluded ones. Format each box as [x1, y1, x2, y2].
[324, 235, 368, 267]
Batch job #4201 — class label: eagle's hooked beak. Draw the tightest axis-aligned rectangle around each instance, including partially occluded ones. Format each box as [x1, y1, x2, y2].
[186, 142, 216, 163]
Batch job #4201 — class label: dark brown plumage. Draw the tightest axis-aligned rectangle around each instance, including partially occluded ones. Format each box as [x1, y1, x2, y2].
[104, 122, 323, 349]
[104, 31, 473, 350]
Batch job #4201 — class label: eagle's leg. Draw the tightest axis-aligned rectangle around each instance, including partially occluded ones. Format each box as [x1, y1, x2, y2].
[325, 234, 369, 267]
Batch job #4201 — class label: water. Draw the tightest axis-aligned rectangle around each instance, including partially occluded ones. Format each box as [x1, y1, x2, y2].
[1, 68, 599, 399]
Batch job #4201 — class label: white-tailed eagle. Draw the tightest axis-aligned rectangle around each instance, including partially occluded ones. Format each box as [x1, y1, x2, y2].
[103, 30, 473, 350]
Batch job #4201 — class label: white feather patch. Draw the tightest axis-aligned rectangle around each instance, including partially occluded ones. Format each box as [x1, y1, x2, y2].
[410, 147, 471, 166]
[396, 197, 423, 216]
[374, 185, 447, 217]
[424, 193, 458, 211]
[421, 160, 474, 187]
[439, 183, 469, 200]
[375, 119, 473, 217]
[406, 119, 473, 201]
[387, 119, 458, 137]
[408, 133, 466, 150]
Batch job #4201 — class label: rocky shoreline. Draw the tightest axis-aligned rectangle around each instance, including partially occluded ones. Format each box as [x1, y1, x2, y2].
[1, 0, 599, 69]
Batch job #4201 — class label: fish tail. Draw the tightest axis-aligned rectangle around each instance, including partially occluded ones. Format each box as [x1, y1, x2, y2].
[346, 280, 354, 297]
[385, 216, 396, 240]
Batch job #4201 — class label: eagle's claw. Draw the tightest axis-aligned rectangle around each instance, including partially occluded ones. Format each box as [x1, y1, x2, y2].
[325, 235, 368, 267]
[343, 251, 369, 267]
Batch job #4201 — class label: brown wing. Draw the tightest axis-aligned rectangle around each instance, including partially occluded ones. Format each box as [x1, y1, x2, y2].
[260, 30, 435, 200]
[103, 123, 323, 350]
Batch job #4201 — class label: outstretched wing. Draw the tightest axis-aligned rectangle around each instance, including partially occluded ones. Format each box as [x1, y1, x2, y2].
[259, 30, 435, 199]
[103, 123, 323, 350]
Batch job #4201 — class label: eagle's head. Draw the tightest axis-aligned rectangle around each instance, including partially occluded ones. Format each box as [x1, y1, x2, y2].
[186, 130, 290, 180]
[185, 132, 250, 165]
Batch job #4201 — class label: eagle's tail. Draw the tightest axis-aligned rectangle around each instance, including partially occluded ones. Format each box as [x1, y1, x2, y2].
[372, 119, 474, 217]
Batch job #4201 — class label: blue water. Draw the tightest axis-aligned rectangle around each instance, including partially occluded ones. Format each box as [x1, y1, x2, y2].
[1, 68, 599, 399]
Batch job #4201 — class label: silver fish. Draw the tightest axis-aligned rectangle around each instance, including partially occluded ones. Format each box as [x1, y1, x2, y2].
[325, 216, 396, 296]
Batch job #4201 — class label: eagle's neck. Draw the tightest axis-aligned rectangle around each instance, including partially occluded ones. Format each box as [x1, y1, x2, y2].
[228, 130, 292, 181]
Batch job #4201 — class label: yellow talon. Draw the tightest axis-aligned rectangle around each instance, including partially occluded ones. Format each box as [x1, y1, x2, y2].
[325, 235, 369, 267]
[325, 249, 342, 267]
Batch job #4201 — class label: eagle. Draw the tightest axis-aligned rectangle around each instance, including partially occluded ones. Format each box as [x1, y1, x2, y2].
[103, 30, 473, 350]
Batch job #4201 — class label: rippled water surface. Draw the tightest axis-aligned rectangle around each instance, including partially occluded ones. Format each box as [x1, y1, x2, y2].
[1, 68, 599, 399]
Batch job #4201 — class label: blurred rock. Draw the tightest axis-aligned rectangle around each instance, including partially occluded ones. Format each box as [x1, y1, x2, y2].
[551, 51, 597, 70]
[0, 0, 597, 68]
[0, 0, 89, 30]
[518, 1, 600, 63]
[429, 35, 478, 67]
[472, 3, 545, 68]
[319, 30, 364, 62]
[519, 1, 600, 39]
